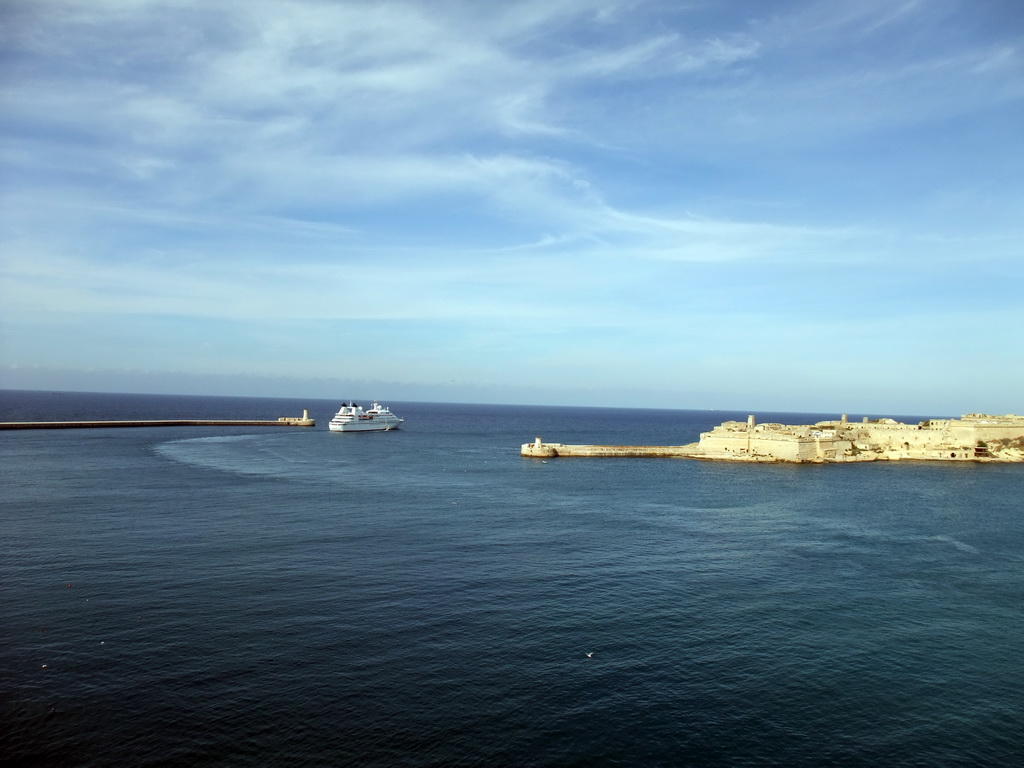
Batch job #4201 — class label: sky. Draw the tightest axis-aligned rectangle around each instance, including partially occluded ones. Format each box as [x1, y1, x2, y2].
[1, 0, 1022, 415]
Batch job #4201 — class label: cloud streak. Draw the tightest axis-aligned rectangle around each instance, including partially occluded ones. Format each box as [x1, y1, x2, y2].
[2, 0, 1022, 412]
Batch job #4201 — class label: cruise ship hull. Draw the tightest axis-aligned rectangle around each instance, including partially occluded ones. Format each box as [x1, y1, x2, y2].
[328, 419, 402, 432]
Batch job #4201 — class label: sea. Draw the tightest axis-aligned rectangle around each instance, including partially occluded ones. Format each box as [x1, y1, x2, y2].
[2, 389, 1022, 767]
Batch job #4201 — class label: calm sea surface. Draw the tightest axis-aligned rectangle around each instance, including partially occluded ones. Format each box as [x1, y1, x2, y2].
[2, 390, 1022, 767]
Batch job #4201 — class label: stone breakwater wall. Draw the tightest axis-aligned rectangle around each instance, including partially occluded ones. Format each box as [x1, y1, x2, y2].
[0, 415, 315, 430]
[521, 413, 1024, 464]
[520, 438, 700, 459]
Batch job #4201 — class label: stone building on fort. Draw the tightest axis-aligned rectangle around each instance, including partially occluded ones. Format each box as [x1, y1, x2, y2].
[696, 413, 1024, 463]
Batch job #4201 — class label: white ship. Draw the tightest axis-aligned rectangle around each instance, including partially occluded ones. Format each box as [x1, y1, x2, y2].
[328, 401, 404, 432]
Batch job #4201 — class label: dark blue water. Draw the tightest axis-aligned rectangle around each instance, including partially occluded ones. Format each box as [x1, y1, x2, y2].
[2, 390, 1022, 766]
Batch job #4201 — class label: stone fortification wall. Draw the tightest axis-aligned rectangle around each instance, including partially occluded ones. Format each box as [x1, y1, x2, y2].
[948, 415, 1024, 445]
[521, 415, 1023, 464]
[698, 425, 851, 462]
[696, 414, 1024, 463]
[697, 428, 807, 461]
[844, 415, 1024, 459]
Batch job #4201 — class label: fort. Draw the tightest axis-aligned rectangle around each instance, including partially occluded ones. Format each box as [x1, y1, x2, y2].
[522, 413, 1024, 463]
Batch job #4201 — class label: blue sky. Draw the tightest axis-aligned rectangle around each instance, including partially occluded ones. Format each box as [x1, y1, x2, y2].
[1, 0, 1021, 414]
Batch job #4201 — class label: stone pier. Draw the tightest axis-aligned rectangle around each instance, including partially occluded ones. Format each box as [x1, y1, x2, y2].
[521, 436, 700, 458]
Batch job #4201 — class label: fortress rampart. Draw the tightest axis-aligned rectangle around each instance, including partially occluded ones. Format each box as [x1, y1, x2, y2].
[522, 413, 1024, 463]
[695, 413, 1024, 462]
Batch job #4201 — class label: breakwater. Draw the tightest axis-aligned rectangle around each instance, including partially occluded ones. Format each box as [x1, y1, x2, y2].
[0, 411, 315, 430]
[521, 437, 700, 458]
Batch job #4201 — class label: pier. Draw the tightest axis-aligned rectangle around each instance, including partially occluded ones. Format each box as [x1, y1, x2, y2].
[0, 411, 316, 430]
[521, 437, 700, 459]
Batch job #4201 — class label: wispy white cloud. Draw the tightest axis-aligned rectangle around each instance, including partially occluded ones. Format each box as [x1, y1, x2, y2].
[2, 0, 1022, 410]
